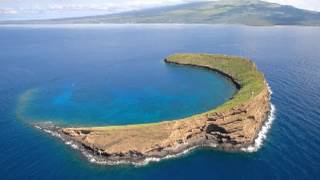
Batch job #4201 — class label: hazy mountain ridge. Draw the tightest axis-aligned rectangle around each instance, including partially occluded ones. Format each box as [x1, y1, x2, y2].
[2, 0, 320, 26]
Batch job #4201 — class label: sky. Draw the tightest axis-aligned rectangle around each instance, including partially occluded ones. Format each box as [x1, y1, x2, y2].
[265, 0, 320, 11]
[0, 0, 319, 20]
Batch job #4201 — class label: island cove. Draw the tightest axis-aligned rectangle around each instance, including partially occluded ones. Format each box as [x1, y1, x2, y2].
[22, 54, 273, 165]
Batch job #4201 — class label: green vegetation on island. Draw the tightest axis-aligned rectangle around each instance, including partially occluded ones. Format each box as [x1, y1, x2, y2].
[165, 54, 265, 112]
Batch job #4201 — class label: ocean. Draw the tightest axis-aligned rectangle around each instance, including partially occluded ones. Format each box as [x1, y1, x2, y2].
[0, 24, 319, 179]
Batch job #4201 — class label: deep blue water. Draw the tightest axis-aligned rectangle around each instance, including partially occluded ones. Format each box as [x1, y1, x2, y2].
[0, 25, 320, 179]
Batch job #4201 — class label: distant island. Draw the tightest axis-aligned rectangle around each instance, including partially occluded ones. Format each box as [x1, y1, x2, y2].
[36, 54, 272, 165]
[1, 0, 320, 26]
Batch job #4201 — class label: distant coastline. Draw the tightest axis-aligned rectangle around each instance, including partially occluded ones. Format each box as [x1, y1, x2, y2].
[1, 0, 320, 26]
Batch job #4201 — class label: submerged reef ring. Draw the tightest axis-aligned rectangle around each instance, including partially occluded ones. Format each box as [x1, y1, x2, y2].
[33, 54, 272, 165]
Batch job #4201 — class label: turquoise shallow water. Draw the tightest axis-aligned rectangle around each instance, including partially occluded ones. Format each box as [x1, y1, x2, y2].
[18, 61, 236, 126]
[0, 25, 320, 179]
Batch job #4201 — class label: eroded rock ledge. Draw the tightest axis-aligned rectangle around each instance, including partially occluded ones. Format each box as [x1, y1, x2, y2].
[55, 54, 270, 164]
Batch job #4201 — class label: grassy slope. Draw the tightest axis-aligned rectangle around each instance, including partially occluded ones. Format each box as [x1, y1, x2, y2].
[18, 0, 320, 26]
[165, 54, 265, 112]
[92, 53, 266, 130]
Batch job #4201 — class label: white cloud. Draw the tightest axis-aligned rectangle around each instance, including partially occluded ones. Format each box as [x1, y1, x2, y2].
[0, 0, 193, 12]
[0, 0, 198, 19]
[263, 0, 320, 11]
[0, 9, 17, 15]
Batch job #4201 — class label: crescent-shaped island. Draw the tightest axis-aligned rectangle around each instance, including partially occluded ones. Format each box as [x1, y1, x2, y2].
[34, 54, 271, 165]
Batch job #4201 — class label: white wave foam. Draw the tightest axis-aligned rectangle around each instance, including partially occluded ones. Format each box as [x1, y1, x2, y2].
[140, 146, 195, 166]
[242, 103, 276, 152]
[80, 144, 198, 166]
[241, 83, 276, 152]
[43, 129, 62, 138]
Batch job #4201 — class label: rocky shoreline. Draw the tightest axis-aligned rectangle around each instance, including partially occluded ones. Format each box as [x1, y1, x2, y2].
[35, 54, 272, 165]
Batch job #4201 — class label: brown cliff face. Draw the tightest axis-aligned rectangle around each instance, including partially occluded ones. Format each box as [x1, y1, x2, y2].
[59, 54, 271, 164]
